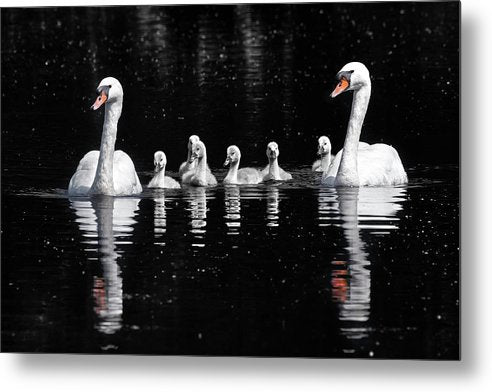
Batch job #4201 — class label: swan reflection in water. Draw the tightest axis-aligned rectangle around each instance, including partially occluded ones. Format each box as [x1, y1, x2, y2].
[319, 187, 406, 353]
[152, 192, 167, 246]
[184, 187, 208, 248]
[70, 195, 140, 335]
[224, 186, 241, 235]
[266, 185, 280, 227]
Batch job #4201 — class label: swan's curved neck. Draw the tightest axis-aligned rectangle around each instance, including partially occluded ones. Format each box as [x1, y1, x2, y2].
[320, 152, 331, 172]
[153, 167, 166, 183]
[225, 159, 240, 183]
[187, 146, 192, 162]
[336, 84, 371, 187]
[196, 152, 208, 182]
[91, 100, 122, 195]
[268, 157, 280, 179]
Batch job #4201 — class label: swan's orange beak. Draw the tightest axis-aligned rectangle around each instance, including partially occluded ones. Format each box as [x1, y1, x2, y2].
[91, 91, 107, 110]
[331, 78, 349, 98]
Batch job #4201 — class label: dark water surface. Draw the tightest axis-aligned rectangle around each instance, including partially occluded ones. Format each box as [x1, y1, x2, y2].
[2, 166, 459, 358]
[1, 4, 459, 358]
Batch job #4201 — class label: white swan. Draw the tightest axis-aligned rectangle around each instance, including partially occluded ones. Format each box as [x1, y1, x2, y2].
[68, 77, 142, 196]
[182, 140, 217, 186]
[148, 151, 181, 189]
[321, 62, 408, 187]
[179, 135, 200, 178]
[179, 134, 215, 182]
[312, 136, 335, 172]
[223, 145, 262, 185]
[261, 142, 292, 181]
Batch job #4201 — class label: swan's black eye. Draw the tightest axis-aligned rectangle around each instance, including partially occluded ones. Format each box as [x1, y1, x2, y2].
[108, 85, 112, 88]
[336, 70, 354, 82]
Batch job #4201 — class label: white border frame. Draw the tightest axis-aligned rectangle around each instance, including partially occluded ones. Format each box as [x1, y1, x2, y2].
[2, 0, 491, 391]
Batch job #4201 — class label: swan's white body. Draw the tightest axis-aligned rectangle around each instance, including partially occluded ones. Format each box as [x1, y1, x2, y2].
[312, 155, 335, 172]
[321, 62, 407, 187]
[68, 77, 142, 196]
[322, 143, 408, 186]
[148, 151, 181, 189]
[69, 150, 141, 196]
[261, 142, 292, 181]
[182, 140, 217, 187]
[223, 145, 262, 185]
[148, 173, 181, 189]
[312, 136, 335, 172]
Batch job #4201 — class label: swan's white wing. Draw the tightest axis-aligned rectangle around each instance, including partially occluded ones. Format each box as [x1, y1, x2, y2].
[113, 150, 142, 195]
[206, 171, 218, 186]
[164, 176, 181, 189]
[357, 144, 407, 186]
[321, 142, 407, 186]
[237, 167, 262, 184]
[181, 169, 194, 184]
[312, 159, 321, 172]
[148, 174, 162, 188]
[178, 161, 187, 176]
[179, 160, 193, 177]
[279, 167, 292, 180]
[68, 151, 99, 196]
[313, 155, 336, 172]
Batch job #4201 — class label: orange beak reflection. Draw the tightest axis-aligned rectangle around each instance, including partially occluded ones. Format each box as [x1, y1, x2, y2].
[91, 91, 107, 110]
[331, 78, 349, 98]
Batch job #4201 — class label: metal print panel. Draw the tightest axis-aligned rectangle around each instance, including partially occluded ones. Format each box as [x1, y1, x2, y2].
[1, 2, 459, 358]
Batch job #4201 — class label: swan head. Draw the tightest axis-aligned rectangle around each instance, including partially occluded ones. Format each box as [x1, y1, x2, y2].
[331, 62, 370, 98]
[317, 136, 332, 156]
[187, 135, 200, 162]
[266, 141, 279, 160]
[190, 140, 206, 162]
[224, 145, 241, 167]
[188, 135, 200, 147]
[154, 151, 167, 173]
[91, 77, 123, 110]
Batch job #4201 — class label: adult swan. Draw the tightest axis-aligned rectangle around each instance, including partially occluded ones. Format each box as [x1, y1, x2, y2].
[322, 62, 407, 187]
[68, 77, 142, 196]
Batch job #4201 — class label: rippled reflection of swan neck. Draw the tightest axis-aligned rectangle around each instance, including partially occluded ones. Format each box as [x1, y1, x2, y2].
[153, 194, 167, 243]
[335, 188, 371, 324]
[224, 186, 241, 234]
[186, 187, 208, 247]
[266, 186, 280, 227]
[70, 195, 140, 335]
